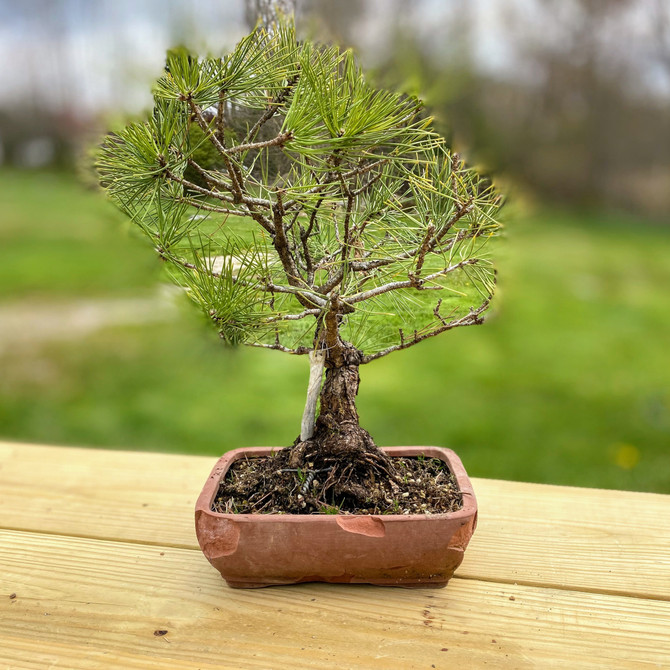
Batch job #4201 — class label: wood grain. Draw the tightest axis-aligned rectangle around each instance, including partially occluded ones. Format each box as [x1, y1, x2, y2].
[0, 441, 209, 548]
[459, 477, 670, 601]
[1, 529, 669, 670]
[1, 441, 669, 600]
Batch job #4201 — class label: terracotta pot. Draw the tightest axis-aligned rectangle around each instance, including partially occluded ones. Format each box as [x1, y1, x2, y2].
[194, 446, 477, 588]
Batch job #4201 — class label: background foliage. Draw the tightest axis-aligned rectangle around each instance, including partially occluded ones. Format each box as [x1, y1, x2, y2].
[1, 170, 669, 492]
[1, 0, 669, 492]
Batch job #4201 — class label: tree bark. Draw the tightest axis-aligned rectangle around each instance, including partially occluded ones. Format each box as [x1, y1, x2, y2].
[291, 342, 382, 465]
[316, 345, 363, 435]
[245, 0, 296, 30]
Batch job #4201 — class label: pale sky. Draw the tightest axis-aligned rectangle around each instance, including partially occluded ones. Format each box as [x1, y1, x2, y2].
[0, 0, 667, 119]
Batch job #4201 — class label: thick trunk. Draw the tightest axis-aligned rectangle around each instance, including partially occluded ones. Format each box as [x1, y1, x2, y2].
[315, 346, 362, 434]
[291, 343, 382, 466]
[288, 342, 398, 505]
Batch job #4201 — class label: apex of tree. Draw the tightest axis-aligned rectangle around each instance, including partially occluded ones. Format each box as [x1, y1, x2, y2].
[97, 20, 502, 366]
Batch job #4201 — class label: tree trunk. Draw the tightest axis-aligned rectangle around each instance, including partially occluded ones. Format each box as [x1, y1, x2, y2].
[245, 0, 296, 30]
[290, 342, 385, 466]
[315, 345, 362, 435]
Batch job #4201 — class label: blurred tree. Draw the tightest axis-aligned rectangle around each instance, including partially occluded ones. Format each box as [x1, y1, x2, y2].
[245, 0, 297, 29]
[318, 0, 670, 218]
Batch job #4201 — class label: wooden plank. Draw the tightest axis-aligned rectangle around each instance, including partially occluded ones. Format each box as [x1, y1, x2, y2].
[0, 441, 209, 548]
[459, 477, 670, 601]
[1, 442, 669, 600]
[1, 529, 668, 669]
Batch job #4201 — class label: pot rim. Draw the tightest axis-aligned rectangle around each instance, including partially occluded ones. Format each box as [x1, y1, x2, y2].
[195, 445, 477, 523]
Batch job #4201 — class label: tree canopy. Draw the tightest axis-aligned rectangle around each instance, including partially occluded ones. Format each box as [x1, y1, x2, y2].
[97, 21, 502, 364]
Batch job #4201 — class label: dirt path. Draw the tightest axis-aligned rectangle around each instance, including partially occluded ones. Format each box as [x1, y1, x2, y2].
[0, 288, 178, 354]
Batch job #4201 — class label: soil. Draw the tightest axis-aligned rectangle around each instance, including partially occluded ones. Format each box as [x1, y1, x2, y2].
[211, 447, 463, 515]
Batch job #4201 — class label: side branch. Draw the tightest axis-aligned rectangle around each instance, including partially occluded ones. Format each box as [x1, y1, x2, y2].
[246, 342, 311, 356]
[165, 169, 274, 211]
[346, 258, 480, 304]
[179, 198, 246, 217]
[227, 131, 293, 155]
[266, 308, 321, 322]
[243, 72, 300, 145]
[186, 159, 234, 194]
[361, 298, 491, 364]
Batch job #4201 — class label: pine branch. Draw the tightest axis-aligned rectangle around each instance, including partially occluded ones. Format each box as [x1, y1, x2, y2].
[266, 308, 321, 322]
[361, 298, 491, 364]
[246, 342, 311, 355]
[243, 72, 300, 144]
[227, 130, 293, 155]
[98, 21, 502, 360]
[346, 258, 481, 304]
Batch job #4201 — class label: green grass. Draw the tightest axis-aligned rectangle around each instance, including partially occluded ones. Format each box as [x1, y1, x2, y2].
[1, 169, 669, 493]
[0, 170, 159, 299]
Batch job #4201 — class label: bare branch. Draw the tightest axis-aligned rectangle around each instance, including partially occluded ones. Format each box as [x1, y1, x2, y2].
[266, 282, 327, 307]
[409, 222, 435, 285]
[361, 298, 492, 364]
[341, 192, 355, 263]
[246, 341, 311, 355]
[432, 199, 474, 248]
[346, 258, 480, 304]
[227, 131, 293, 155]
[299, 196, 323, 286]
[269, 189, 316, 309]
[216, 91, 226, 145]
[243, 72, 300, 145]
[165, 169, 274, 210]
[186, 159, 234, 194]
[266, 308, 322, 322]
[179, 198, 246, 217]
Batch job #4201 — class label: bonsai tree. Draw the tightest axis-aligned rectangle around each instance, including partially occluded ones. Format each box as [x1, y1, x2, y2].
[97, 22, 501, 511]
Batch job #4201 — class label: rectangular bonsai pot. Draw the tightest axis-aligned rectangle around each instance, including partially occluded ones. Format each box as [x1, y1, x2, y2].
[194, 446, 477, 588]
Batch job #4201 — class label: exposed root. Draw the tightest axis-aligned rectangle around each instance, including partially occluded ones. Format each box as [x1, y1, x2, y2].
[212, 436, 463, 516]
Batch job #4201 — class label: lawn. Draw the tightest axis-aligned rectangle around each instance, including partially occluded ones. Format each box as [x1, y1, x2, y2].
[1, 169, 669, 492]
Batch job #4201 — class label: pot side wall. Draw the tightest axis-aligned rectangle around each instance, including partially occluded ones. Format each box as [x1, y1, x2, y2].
[195, 446, 477, 588]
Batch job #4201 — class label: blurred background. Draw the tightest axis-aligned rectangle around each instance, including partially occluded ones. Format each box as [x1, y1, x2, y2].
[1, 0, 668, 492]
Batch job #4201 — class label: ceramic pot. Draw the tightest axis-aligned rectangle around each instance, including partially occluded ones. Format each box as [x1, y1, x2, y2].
[195, 446, 477, 588]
